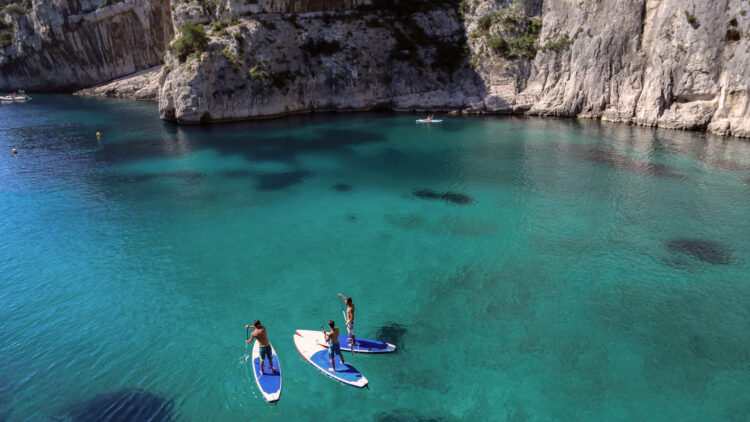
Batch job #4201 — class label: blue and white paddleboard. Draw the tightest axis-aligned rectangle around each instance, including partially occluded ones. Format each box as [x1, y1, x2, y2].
[297, 329, 397, 354]
[251, 341, 282, 402]
[293, 330, 368, 388]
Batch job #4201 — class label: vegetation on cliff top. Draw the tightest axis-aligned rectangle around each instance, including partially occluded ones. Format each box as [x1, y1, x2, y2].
[170, 22, 209, 62]
[0, 0, 32, 48]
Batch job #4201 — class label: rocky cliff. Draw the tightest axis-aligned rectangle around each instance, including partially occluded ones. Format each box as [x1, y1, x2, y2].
[0, 0, 173, 91]
[1, 0, 749, 138]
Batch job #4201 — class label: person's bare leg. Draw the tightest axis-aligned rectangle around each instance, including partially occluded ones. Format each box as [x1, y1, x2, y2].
[330, 357, 336, 372]
[269, 357, 275, 374]
[260, 360, 265, 375]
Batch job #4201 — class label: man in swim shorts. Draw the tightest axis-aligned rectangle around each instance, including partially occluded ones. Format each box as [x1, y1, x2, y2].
[323, 320, 345, 371]
[338, 293, 356, 350]
[246, 320, 275, 375]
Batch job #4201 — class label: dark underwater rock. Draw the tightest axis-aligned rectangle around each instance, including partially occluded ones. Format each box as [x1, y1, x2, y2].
[578, 146, 684, 178]
[699, 158, 750, 171]
[413, 189, 473, 204]
[255, 170, 309, 191]
[164, 170, 204, 185]
[62, 388, 174, 422]
[666, 239, 731, 265]
[333, 183, 353, 191]
[222, 169, 255, 178]
[375, 323, 408, 349]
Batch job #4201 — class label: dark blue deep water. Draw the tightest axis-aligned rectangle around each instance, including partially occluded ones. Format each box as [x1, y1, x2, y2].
[1, 95, 749, 421]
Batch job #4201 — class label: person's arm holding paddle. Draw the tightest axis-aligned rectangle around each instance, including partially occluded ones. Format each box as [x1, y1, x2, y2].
[246, 324, 255, 344]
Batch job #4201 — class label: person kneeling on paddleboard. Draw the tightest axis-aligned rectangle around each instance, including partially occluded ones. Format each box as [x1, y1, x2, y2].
[246, 320, 275, 375]
[323, 320, 346, 371]
[338, 293, 356, 349]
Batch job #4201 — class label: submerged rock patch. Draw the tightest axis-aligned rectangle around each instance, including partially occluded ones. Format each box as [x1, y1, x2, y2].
[164, 170, 204, 185]
[333, 183, 353, 191]
[699, 158, 750, 171]
[578, 147, 684, 178]
[254, 170, 309, 191]
[62, 388, 174, 422]
[666, 239, 732, 265]
[221, 169, 255, 179]
[413, 189, 473, 204]
[375, 323, 408, 349]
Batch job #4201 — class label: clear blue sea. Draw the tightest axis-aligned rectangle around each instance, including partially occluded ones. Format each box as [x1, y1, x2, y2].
[1, 95, 749, 421]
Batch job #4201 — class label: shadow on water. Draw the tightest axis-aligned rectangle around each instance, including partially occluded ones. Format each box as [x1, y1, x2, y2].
[375, 323, 408, 350]
[413, 189, 473, 205]
[108, 168, 311, 192]
[254, 170, 309, 191]
[105, 171, 206, 186]
[333, 183, 353, 192]
[665, 239, 732, 265]
[698, 158, 750, 171]
[574, 145, 685, 178]
[58, 388, 174, 422]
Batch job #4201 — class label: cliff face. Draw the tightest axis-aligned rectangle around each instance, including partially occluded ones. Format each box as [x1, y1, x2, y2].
[158, 2, 478, 123]
[0, 0, 173, 91]
[522, 0, 750, 138]
[1, 0, 749, 137]
[155, 0, 750, 137]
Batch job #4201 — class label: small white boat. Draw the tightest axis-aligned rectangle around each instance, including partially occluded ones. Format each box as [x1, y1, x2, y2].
[0, 94, 31, 102]
[416, 118, 442, 124]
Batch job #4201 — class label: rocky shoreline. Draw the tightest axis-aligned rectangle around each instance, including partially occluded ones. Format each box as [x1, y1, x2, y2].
[2, 0, 749, 138]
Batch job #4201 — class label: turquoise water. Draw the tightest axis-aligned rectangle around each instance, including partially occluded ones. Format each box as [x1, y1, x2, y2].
[1, 95, 750, 421]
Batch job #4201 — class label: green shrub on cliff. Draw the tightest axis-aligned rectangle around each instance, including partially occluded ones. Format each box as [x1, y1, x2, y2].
[199, 0, 218, 15]
[0, 18, 13, 49]
[487, 16, 542, 59]
[4, 4, 24, 18]
[170, 22, 209, 62]
[210, 17, 239, 36]
[0, 28, 13, 48]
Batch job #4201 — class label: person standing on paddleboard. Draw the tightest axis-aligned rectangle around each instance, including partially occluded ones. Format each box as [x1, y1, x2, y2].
[338, 293, 356, 349]
[323, 320, 346, 371]
[246, 320, 275, 375]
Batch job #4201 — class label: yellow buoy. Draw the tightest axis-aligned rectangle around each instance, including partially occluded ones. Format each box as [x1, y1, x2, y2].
[96, 132, 102, 138]
[12, 148, 17, 154]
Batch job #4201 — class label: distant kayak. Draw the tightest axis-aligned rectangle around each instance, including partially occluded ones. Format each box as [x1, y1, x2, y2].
[416, 119, 442, 124]
[293, 330, 368, 388]
[251, 341, 282, 403]
[297, 329, 396, 354]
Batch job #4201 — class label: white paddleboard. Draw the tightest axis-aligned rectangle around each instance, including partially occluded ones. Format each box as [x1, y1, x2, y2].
[293, 330, 368, 388]
[251, 342, 282, 402]
[416, 119, 443, 124]
[297, 329, 397, 354]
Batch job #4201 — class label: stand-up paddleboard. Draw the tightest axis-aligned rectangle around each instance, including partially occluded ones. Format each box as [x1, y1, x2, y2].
[297, 329, 397, 354]
[416, 119, 443, 124]
[251, 342, 282, 403]
[293, 330, 368, 388]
